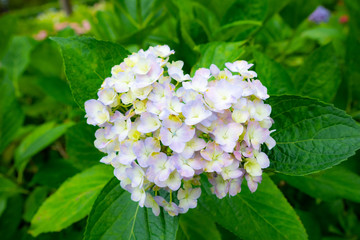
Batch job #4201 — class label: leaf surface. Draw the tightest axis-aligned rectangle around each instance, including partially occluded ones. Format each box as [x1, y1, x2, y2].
[84, 177, 179, 240]
[199, 174, 307, 240]
[29, 165, 113, 236]
[51, 37, 130, 109]
[267, 95, 360, 175]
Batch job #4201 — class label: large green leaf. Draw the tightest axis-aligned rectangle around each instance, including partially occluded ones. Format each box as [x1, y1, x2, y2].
[199, 174, 307, 240]
[51, 37, 130, 110]
[66, 122, 104, 170]
[278, 166, 360, 202]
[84, 177, 179, 240]
[0, 73, 24, 154]
[23, 186, 49, 222]
[267, 95, 360, 175]
[14, 122, 74, 174]
[177, 208, 221, 240]
[192, 41, 246, 74]
[293, 44, 341, 102]
[29, 165, 113, 237]
[254, 51, 295, 95]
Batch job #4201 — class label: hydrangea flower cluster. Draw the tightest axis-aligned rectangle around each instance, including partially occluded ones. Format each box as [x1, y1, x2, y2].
[84, 45, 276, 216]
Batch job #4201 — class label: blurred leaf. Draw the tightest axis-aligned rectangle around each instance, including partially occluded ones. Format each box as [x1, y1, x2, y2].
[280, 0, 320, 28]
[111, 0, 167, 43]
[178, 208, 221, 240]
[0, 197, 6, 218]
[0, 15, 17, 59]
[344, 0, 360, 113]
[173, 0, 211, 48]
[199, 174, 307, 240]
[0, 194, 24, 240]
[220, 0, 290, 40]
[254, 51, 295, 95]
[15, 122, 74, 175]
[23, 186, 49, 222]
[0, 72, 25, 154]
[66, 122, 104, 170]
[84, 177, 179, 240]
[293, 44, 341, 102]
[51, 37, 130, 110]
[0, 175, 24, 198]
[301, 27, 344, 45]
[295, 210, 321, 240]
[267, 95, 360, 175]
[1, 36, 36, 93]
[29, 39, 63, 78]
[36, 77, 74, 105]
[29, 165, 113, 237]
[278, 166, 360, 202]
[30, 158, 80, 188]
[192, 41, 246, 73]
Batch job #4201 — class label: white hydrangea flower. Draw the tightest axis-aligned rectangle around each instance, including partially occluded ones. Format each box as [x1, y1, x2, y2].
[84, 45, 276, 216]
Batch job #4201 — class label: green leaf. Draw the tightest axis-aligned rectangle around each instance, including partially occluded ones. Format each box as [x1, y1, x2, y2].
[29, 39, 64, 78]
[51, 36, 130, 110]
[192, 41, 246, 74]
[1, 36, 36, 93]
[0, 15, 17, 59]
[36, 77, 75, 105]
[23, 186, 49, 222]
[267, 95, 360, 175]
[293, 44, 341, 102]
[278, 166, 360, 202]
[15, 122, 74, 174]
[220, 0, 290, 40]
[29, 164, 113, 237]
[254, 51, 295, 95]
[178, 208, 221, 240]
[84, 177, 179, 240]
[66, 122, 104, 170]
[280, 0, 320, 28]
[30, 158, 80, 188]
[199, 174, 307, 240]
[0, 175, 24, 198]
[0, 72, 25, 154]
[0, 197, 6, 218]
[0, 194, 24, 240]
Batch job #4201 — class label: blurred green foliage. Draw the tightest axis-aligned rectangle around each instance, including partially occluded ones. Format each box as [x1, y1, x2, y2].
[0, 0, 359, 239]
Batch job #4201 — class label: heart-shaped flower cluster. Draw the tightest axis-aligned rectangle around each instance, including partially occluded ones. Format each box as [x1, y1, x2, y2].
[84, 45, 276, 216]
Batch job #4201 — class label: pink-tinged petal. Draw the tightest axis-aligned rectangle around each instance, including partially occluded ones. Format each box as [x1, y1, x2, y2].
[169, 141, 186, 153]
[188, 157, 204, 170]
[126, 164, 145, 188]
[137, 112, 161, 133]
[228, 178, 242, 196]
[158, 168, 172, 182]
[256, 152, 270, 168]
[178, 165, 195, 178]
[210, 64, 220, 76]
[175, 125, 195, 143]
[159, 127, 173, 146]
